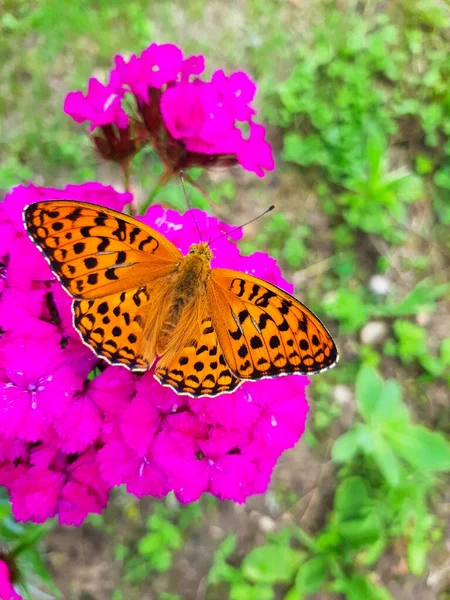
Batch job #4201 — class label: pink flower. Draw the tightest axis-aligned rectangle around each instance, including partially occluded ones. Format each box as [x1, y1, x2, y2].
[53, 389, 102, 454]
[0, 560, 22, 600]
[58, 451, 109, 526]
[236, 122, 275, 177]
[181, 55, 205, 81]
[110, 54, 151, 103]
[98, 438, 169, 499]
[160, 81, 207, 141]
[212, 70, 257, 121]
[152, 421, 259, 503]
[249, 377, 310, 461]
[0, 338, 83, 442]
[1, 192, 311, 523]
[10, 466, 65, 523]
[3, 183, 131, 233]
[64, 41, 274, 178]
[64, 78, 129, 131]
[141, 43, 183, 88]
[10, 450, 108, 526]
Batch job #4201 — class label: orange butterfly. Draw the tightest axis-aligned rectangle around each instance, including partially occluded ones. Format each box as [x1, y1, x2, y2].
[23, 201, 338, 397]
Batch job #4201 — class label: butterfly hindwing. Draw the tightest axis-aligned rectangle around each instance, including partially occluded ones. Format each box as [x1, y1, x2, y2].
[24, 201, 182, 299]
[154, 301, 241, 397]
[73, 277, 173, 371]
[208, 269, 338, 379]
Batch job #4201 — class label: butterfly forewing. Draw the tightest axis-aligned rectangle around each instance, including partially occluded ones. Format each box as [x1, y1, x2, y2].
[24, 201, 182, 298]
[208, 270, 338, 380]
[24, 200, 183, 370]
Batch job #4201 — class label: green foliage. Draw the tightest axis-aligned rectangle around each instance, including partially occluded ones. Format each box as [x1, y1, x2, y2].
[112, 494, 203, 588]
[383, 319, 450, 378]
[209, 366, 450, 598]
[1, 1, 449, 598]
[322, 278, 450, 335]
[240, 212, 310, 269]
[0, 497, 59, 598]
[271, 7, 449, 243]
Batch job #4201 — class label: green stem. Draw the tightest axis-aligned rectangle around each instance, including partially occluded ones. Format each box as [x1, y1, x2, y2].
[140, 181, 164, 215]
[11, 524, 53, 558]
[293, 526, 318, 552]
[183, 173, 216, 213]
[122, 163, 130, 193]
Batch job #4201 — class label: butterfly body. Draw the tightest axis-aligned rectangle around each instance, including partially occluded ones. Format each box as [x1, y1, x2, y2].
[24, 200, 338, 397]
[157, 242, 212, 354]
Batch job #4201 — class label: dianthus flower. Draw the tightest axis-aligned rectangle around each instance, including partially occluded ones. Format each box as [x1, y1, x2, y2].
[0, 184, 309, 525]
[64, 42, 274, 180]
[0, 559, 22, 600]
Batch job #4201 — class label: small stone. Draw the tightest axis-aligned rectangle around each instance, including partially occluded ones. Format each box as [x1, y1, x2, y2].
[209, 525, 225, 540]
[360, 321, 389, 345]
[332, 384, 353, 406]
[369, 275, 391, 296]
[259, 515, 277, 533]
[416, 311, 431, 327]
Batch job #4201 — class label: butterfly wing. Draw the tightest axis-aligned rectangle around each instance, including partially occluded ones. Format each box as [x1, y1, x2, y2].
[154, 296, 241, 397]
[208, 269, 338, 380]
[24, 201, 182, 299]
[24, 200, 183, 371]
[73, 277, 173, 371]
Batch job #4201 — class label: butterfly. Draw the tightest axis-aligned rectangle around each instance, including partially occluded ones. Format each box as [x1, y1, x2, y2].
[23, 201, 338, 397]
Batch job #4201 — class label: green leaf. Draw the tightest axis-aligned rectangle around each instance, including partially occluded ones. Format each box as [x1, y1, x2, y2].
[334, 477, 370, 520]
[295, 556, 328, 594]
[242, 545, 304, 584]
[230, 583, 274, 600]
[371, 434, 404, 487]
[217, 533, 237, 559]
[434, 166, 450, 189]
[375, 379, 410, 424]
[344, 575, 394, 600]
[355, 365, 383, 421]
[332, 430, 360, 463]
[283, 237, 306, 268]
[441, 338, 450, 366]
[382, 280, 450, 317]
[407, 538, 428, 576]
[388, 425, 450, 472]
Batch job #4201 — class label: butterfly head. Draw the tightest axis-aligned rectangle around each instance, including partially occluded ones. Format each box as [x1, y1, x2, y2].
[188, 242, 213, 263]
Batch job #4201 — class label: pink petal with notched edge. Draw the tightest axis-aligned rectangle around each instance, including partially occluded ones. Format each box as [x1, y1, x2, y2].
[135, 371, 188, 413]
[59, 452, 109, 525]
[10, 467, 64, 523]
[119, 394, 160, 456]
[141, 43, 183, 88]
[236, 122, 275, 177]
[54, 392, 102, 454]
[64, 78, 129, 131]
[181, 54, 205, 81]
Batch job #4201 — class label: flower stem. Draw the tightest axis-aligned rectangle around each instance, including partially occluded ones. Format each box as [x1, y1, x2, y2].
[140, 180, 164, 215]
[122, 162, 137, 216]
[122, 163, 130, 193]
[183, 173, 216, 213]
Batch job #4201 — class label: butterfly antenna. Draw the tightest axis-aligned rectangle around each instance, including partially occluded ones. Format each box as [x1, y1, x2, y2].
[208, 204, 275, 246]
[180, 170, 203, 242]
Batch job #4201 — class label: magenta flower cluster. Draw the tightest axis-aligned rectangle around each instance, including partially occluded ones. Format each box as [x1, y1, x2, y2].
[64, 42, 274, 177]
[0, 184, 309, 525]
[0, 560, 21, 600]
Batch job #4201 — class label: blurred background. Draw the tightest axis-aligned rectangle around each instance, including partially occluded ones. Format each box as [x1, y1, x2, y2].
[1, 0, 450, 598]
